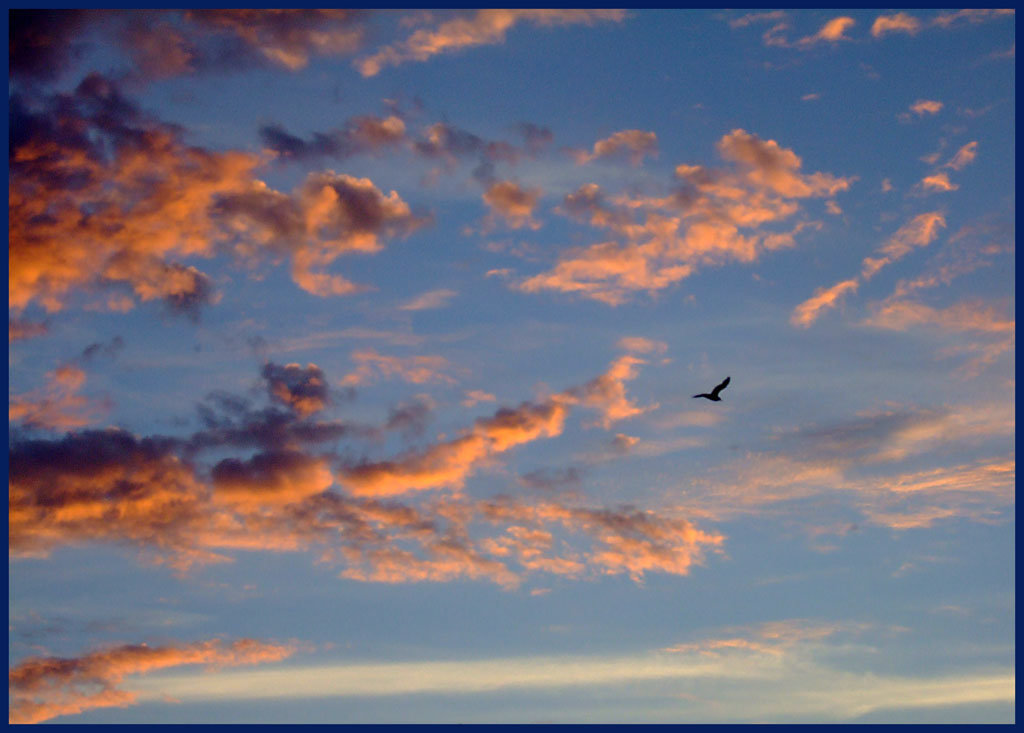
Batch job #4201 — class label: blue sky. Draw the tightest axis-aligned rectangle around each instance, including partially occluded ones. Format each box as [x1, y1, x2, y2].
[8, 9, 1015, 723]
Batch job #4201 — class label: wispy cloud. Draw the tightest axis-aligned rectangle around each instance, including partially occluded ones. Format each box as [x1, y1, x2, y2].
[339, 349, 459, 387]
[355, 10, 626, 77]
[9, 638, 295, 724]
[399, 288, 458, 311]
[570, 129, 659, 167]
[871, 12, 921, 37]
[121, 641, 1013, 723]
[792, 212, 945, 327]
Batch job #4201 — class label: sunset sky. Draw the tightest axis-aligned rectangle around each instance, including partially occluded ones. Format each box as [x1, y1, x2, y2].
[8, 9, 1015, 724]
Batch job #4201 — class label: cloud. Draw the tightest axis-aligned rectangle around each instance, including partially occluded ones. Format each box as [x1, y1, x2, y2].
[944, 141, 978, 171]
[340, 354, 653, 496]
[728, 11, 787, 29]
[384, 395, 435, 438]
[355, 9, 626, 76]
[261, 362, 329, 416]
[792, 212, 947, 327]
[931, 9, 1015, 29]
[340, 400, 568, 497]
[909, 99, 943, 116]
[259, 115, 406, 162]
[479, 497, 724, 582]
[9, 318, 49, 343]
[8, 10, 97, 80]
[799, 16, 856, 45]
[9, 10, 367, 83]
[215, 171, 429, 297]
[482, 181, 543, 229]
[919, 172, 959, 193]
[8, 638, 295, 724]
[664, 618, 866, 656]
[9, 361, 724, 588]
[9, 365, 109, 431]
[616, 337, 668, 355]
[212, 451, 335, 508]
[871, 12, 921, 37]
[519, 130, 850, 305]
[863, 299, 1013, 335]
[118, 646, 1013, 723]
[9, 77, 426, 315]
[462, 389, 497, 407]
[399, 288, 458, 311]
[339, 349, 457, 387]
[185, 9, 364, 70]
[571, 130, 658, 167]
[519, 467, 582, 492]
[762, 16, 856, 48]
[789, 279, 859, 328]
[861, 212, 946, 279]
[560, 355, 659, 429]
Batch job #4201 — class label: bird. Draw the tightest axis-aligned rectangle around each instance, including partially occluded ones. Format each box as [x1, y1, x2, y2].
[693, 376, 730, 402]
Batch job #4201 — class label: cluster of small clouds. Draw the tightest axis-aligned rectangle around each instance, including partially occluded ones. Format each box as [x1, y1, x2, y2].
[10, 351, 724, 589]
[9, 74, 428, 317]
[730, 9, 1014, 48]
[666, 399, 1013, 532]
[791, 211, 946, 327]
[517, 129, 849, 305]
[10, 10, 628, 83]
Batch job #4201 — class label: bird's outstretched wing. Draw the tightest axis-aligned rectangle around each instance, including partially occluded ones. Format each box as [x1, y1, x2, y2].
[710, 376, 730, 398]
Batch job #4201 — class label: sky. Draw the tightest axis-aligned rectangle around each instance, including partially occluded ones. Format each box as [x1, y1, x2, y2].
[7, 8, 1016, 724]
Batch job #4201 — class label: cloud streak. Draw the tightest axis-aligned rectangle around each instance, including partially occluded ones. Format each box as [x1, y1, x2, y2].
[9, 638, 295, 724]
[355, 10, 626, 77]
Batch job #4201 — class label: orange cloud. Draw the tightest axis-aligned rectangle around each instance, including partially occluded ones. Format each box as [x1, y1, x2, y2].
[616, 337, 668, 355]
[519, 130, 850, 305]
[340, 400, 568, 497]
[871, 12, 921, 37]
[798, 16, 856, 45]
[482, 180, 542, 229]
[909, 99, 943, 116]
[355, 9, 626, 76]
[572, 129, 658, 167]
[790, 278, 859, 328]
[9, 360, 727, 589]
[9, 365, 109, 430]
[861, 212, 946, 279]
[339, 349, 457, 387]
[10, 77, 426, 315]
[479, 497, 725, 582]
[764, 16, 856, 48]
[561, 355, 659, 428]
[9, 638, 294, 724]
[187, 9, 363, 70]
[261, 362, 329, 416]
[341, 354, 652, 495]
[944, 141, 978, 170]
[919, 172, 959, 193]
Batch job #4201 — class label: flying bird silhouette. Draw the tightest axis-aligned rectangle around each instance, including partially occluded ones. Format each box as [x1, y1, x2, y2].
[693, 376, 730, 402]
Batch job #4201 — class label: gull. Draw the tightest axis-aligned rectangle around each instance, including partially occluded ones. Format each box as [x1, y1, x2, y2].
[693, 376, 730, 402]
